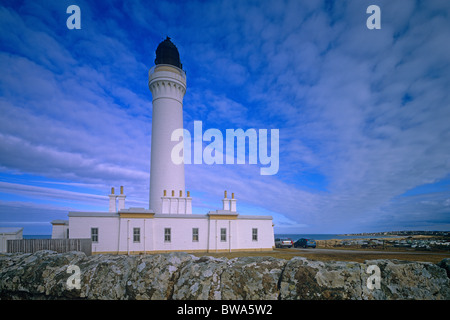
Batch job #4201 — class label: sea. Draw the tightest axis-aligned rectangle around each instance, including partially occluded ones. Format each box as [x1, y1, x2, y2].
[23, 235, 52, 239]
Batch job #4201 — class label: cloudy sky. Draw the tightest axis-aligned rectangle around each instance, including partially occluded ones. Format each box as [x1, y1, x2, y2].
[1, 0, 449, 235]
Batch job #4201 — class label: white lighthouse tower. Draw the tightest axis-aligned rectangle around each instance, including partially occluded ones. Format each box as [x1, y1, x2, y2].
[52, 37, 275, 254]
[148, 37, 191, 214]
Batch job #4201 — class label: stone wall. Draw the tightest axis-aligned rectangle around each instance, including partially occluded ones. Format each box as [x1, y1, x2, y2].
[0, 251, 449, 300]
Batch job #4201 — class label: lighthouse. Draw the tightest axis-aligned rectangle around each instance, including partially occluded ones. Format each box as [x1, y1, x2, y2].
[148, 37, 190, 214]
[52, 37, 275, 254]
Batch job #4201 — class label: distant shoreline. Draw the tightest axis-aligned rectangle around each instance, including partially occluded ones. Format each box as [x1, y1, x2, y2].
[338, 231, 449, 237]
[274, 233, 402, 241]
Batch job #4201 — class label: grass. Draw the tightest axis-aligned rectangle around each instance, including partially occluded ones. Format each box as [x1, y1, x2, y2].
[192, 248, 450, 264]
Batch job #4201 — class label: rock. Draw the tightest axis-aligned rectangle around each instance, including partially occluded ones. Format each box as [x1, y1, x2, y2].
[1, 251, 450, 300]
[437, 258, 450, 278]
[0, 250, 86, 299]
[172, 256, 227, 300]
[279, 257, 363, 300]
[279, 257, 450, 300]
[125, 252, 193, 300]
[361, 259, 450, 300]
[221, 256, 286, 300]
[0, 251, 195, 300]
[79, 254, 135, 299]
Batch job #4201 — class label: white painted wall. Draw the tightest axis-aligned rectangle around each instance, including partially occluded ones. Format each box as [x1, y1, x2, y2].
[69, 214, 119, 254]
[67, 212, 274, 254]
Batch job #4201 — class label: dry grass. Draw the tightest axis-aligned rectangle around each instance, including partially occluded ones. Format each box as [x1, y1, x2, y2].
[192, 249, 450, 264]
[282, 251, 450, 264]
[192, 236, 450, 263]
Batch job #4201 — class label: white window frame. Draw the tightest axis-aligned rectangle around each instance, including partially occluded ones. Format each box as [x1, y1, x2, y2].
[192, 228, 199, 242]
[164, 228, 171, 242]
[220, 228, 227, 242]
[133, 227, 140, 243]
[252, 228, 258, 241]
[91, 227, 98, 243]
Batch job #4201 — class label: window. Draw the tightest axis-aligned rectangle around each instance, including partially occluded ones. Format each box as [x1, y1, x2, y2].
[66, 228, 69, 239]
[220, 228, 227, 242]
[164, 228, 171, 242]
[133, 228, 140, 243]
[91, 228, 98, 242]
[192, 228, 199, 242]
[252, 228, 258, 241]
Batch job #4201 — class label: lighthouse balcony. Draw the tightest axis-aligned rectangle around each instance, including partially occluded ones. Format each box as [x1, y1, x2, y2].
[149, 64, 186, 82]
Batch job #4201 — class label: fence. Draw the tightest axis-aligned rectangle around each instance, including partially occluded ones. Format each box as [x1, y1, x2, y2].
[7, 238, 92, 256]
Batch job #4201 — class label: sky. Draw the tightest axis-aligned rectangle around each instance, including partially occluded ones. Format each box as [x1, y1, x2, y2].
[0, 0, 450, 235]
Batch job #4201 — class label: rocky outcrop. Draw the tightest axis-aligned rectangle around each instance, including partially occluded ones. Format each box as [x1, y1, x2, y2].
[280, 257, 450, 300]
[0, 251, 449, 300]
[438, 258, 450, 278]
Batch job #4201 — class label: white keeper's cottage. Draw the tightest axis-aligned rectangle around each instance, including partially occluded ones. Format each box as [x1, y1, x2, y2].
[51, 37, 275, 254]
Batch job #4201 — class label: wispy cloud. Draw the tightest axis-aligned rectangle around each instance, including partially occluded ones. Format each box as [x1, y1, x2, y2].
[1, 0, 449, 233]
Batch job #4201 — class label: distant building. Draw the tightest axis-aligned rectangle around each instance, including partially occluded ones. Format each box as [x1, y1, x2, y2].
[51, 37, 274, 254]
[51, 220, 69, 239]
[0, 227, 23, 253]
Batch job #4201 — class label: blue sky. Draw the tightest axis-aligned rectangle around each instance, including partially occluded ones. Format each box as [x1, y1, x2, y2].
[1, 0, 450, 235]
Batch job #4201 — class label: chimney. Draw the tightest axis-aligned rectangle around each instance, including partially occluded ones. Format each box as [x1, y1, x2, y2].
[109, 187, 117, 212]
[117, 186, 126, 211]
[230, 192, 237, 212]
[222, 190, 230, 210]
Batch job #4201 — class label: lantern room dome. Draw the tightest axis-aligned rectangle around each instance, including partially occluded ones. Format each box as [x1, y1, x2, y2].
[154, 36, 182, 69]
